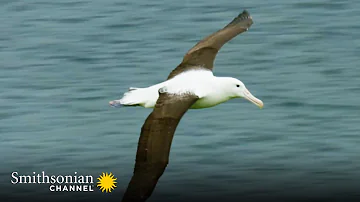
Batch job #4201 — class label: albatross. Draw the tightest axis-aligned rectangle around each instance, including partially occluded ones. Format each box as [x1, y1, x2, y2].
[109, 10, 263, 202]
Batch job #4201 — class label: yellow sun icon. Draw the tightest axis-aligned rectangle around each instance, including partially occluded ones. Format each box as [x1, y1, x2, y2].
[97, 172, 117, 193]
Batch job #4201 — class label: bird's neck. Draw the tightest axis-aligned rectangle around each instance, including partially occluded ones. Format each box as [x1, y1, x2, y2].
[213, 77, 236, 98]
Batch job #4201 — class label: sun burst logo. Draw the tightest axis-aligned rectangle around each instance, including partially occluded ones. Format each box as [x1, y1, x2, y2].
[97, 172, 117, 193]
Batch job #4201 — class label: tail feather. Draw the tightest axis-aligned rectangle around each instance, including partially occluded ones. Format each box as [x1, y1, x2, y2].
[120, 87, 144, 106]
[111, 85, 158, 108]
[128, 87, 139, 91]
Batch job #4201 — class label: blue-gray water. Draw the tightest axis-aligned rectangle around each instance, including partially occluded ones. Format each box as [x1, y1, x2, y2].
[1, 0, 360, 201]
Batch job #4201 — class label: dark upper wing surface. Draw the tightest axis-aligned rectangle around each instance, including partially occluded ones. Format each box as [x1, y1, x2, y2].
[167, 10, 253, 80]
[121, 92, 199, 202]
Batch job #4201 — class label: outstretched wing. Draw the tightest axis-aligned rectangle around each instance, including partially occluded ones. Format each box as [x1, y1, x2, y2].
[167, 10, 253, 80]
[121, 92, 199, 202]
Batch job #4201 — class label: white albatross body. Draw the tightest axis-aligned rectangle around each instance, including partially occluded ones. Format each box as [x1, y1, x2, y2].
[111, 69, 263, 109]
[111, 10, 265, 202]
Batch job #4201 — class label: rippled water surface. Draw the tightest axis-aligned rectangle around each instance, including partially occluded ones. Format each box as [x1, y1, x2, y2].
[1, 0, 360, 201]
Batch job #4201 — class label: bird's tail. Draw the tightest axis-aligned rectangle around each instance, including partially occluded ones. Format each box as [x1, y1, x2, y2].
[109, 87, 147, 108]
[119, 87, 144, 107]
[109, 85, 159, 108]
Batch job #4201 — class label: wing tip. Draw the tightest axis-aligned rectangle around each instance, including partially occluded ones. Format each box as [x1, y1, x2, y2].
[238, 10, 251, 19]
[226, 10, 253, 29]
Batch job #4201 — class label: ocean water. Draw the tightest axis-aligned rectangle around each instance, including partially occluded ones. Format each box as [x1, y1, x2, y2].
[1, 0, 359, 201]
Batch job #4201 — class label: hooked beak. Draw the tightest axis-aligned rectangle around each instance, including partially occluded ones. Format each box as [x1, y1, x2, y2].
[243, 89, 264, 109]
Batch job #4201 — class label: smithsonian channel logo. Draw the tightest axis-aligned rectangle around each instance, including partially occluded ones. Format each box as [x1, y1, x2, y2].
[11, 171, 117, 193]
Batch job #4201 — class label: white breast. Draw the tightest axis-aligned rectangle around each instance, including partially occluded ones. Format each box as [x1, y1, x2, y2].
[165, 70, 215, 98]
[162, 70, 232, 109]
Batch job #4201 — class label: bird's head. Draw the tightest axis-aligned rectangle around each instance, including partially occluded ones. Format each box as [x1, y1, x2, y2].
[225, 77, 263, 109]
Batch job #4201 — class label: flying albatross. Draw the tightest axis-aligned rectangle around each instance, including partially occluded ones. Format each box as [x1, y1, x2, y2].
[109, 10, 263, 202]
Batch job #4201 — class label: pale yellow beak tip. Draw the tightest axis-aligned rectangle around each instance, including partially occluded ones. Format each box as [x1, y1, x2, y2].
[258, 101, 264, 109]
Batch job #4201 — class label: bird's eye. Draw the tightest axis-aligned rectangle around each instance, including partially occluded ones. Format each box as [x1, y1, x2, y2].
[236, 85, 240, 87]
